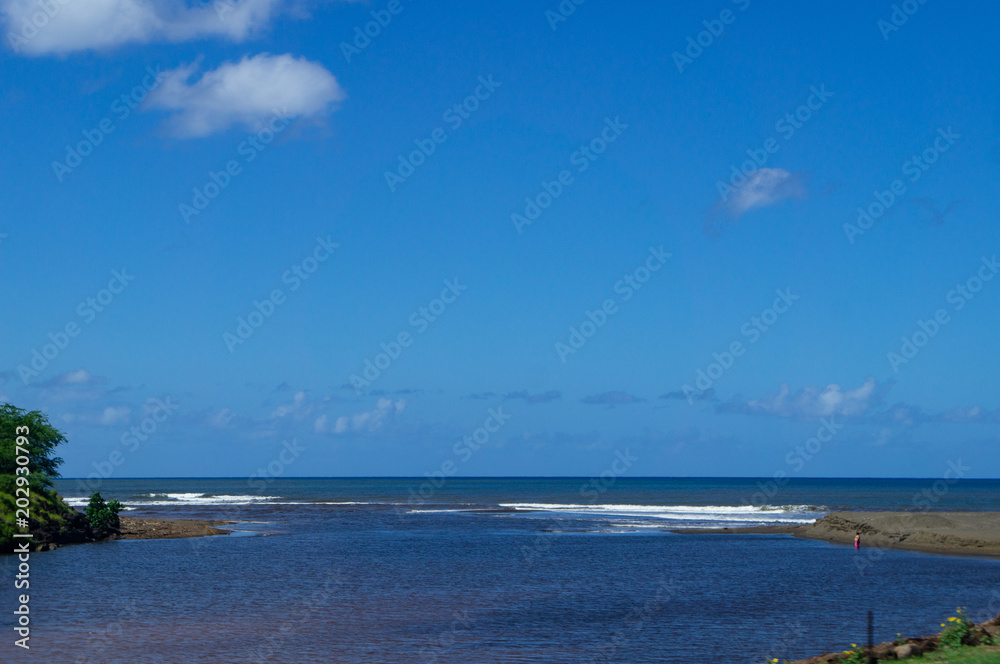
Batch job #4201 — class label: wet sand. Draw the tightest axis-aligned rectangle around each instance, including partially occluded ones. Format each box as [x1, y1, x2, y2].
[117, 516, 234, 540]
[673, 511, 1000, 558]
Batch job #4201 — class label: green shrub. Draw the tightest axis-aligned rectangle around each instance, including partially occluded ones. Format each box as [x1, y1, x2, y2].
[838, 643, 868, 664]
[940, 608, 975, 649]
[84, 492, 122, 531]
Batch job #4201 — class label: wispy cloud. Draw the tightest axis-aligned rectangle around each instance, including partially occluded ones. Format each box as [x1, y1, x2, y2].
[207, 408, 238, 429]
[580, 391, 646, 407]
[315, 398, 406, 435]
[725, 168, 806, 218]
[465, 390, 560, 404]
[369, 388, 422, 397]
[34, 368, 105, 388]
[59, 404, 131, 426]
[718, 377, 883, 420]
[718, 377, 999, 426]
[868, 403, 1000, 426]
[505, 390, 561, 404]
[3, 0, 287, 55]
[99, 405, 131, 425]
[660, 388, 716, 402]
[22, 368, 116, 403]
[145, 53, 345, 138]
[707, 168, 807, 234]
[270, 390, 312, 419]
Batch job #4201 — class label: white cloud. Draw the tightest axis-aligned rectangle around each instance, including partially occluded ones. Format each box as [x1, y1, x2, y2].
[30, 369, 111, 402]
[39, 368, 103, 387]
[100, 405, 131, 425]
[724, 167, 806, 219]
[724, 377, 882, 420]
[207, 407, 237, 428]
[315, 398, 406, 435]
[3, 0, 284, 55]
[59, 404, 131, 426]
[145, 53, 345, 137]
[61, 368, 93, 384]
[271, 390, 310, 418]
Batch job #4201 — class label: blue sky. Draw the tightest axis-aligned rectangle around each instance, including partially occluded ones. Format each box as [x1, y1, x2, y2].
[1, 0, 998, 479]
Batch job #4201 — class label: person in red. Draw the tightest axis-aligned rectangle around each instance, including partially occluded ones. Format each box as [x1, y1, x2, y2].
[854, 532, 861, 550]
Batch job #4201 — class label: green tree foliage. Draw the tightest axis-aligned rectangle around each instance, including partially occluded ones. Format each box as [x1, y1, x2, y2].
[1, 402, 78, 550]
[84, 492, 122, 531]
[0, 402, 66, 485]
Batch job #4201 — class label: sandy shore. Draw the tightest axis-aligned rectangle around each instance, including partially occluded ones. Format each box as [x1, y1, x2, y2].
[673, 511, 1000, 557]
[117, 516, 234, 540]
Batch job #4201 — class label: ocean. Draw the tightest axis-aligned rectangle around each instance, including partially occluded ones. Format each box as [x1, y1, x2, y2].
[4, 477, 999, 663]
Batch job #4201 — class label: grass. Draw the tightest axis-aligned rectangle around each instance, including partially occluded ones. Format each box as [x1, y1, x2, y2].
[898, 646, 1000, 663]
[0, 474, 80, 550]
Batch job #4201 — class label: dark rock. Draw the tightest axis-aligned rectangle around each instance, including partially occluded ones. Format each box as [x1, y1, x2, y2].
[29, 509, 120, 551]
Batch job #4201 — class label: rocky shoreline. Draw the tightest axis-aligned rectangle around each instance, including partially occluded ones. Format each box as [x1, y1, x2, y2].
[116, 516, 234, 540]
[790, 615, 1000, 663]
[25, 512, 233, 552]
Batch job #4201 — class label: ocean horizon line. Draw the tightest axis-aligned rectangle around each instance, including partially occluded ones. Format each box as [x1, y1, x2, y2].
[55, 475, 1000, 481]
